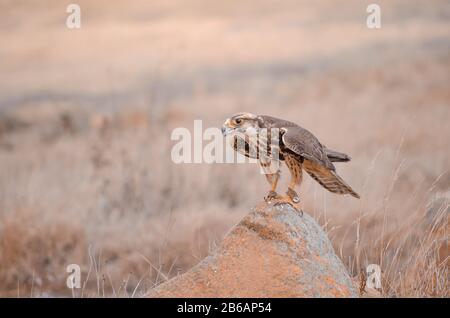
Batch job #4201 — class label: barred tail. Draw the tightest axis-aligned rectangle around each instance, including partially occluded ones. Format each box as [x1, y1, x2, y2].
[303, 160, 360, 199]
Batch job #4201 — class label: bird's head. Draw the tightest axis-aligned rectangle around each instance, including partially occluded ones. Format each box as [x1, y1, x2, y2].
[222, 112, 260, 137]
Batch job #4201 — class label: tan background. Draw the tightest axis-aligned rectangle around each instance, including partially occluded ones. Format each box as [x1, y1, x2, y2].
[0, 0, 449, 297]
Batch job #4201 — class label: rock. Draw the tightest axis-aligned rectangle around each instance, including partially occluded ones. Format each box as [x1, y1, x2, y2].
[148, 201, 357, 297]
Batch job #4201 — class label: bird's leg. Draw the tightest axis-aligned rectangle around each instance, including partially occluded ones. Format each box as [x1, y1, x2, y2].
[264, 169, 281, 201]
[276, 159, 303, 215]
[288, 160, 302, 203]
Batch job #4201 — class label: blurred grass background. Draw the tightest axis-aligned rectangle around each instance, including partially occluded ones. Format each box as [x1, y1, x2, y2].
[0, 0, 448, 297]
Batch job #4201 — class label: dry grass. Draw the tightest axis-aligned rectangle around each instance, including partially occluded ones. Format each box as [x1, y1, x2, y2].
[0, 0, 449, 297]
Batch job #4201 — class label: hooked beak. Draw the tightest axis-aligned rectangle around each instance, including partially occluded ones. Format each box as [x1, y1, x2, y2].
[221, 126, 234, 136]
[222, 118, 234, 136]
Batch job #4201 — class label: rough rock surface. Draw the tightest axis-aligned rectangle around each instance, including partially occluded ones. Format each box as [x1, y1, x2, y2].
[149, 201, 357, 297]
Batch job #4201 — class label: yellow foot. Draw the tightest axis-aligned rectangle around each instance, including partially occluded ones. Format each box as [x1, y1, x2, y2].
[264, 190, 281, 202]
[286, 188, 300, 204]
[267, 195, 303, 216]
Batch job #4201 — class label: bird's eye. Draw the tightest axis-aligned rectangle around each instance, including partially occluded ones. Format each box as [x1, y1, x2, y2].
[235, 118, 242, 124]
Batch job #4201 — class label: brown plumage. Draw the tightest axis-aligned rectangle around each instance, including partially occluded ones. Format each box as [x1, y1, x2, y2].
[222, 112, 360, 207]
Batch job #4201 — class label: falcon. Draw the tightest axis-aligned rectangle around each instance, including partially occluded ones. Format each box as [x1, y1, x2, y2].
[222, 112, 360, 210]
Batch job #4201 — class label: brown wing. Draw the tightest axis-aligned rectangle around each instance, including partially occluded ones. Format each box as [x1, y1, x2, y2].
[259, 115, 352, 164]
[282, 126, 360, 198]
[281, 126, 335, 171]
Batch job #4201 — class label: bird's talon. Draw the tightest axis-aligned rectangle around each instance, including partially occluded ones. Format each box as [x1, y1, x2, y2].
[286, 188, 300, 204]
[264, 190, 278, 202]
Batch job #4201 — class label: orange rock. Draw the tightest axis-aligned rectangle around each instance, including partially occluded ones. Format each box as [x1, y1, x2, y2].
[148, 202, 357, 298]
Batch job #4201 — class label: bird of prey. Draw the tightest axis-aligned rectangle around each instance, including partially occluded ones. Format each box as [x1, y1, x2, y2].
[222, 112, 360, 210]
